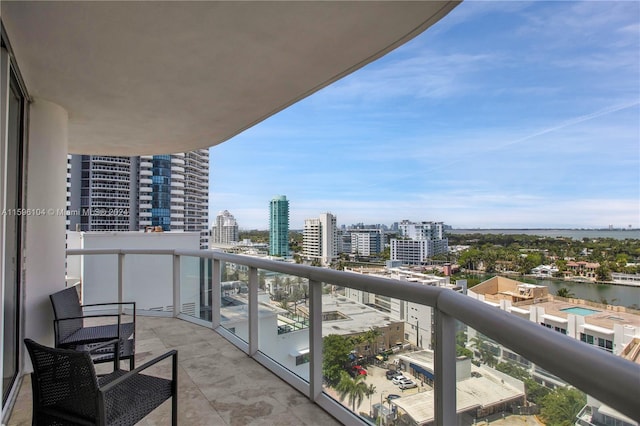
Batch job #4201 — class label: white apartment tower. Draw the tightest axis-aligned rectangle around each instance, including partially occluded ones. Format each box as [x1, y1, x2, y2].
[398, 220, 445, 240]
[303, 212, 338, 266]
[183, 150, 210, 248]
[67, 149, 210, 248]
[391, 220, 448, 265]
[350, 229, 385, 257]
[211, 210, 239, 244]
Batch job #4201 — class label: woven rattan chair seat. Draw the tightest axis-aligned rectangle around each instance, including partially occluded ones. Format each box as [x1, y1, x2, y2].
[99, 370, 173, 425]
[59, 323, 134, 346]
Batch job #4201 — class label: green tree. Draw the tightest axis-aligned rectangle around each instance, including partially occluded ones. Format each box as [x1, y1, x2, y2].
[470, 336, 498, 367]
[366, 383, 377, 415]
[524, 378, 550, 405]
[336, 371, 368, 412]
[456, 330, 467, 348]
[364, 327, 382, 357]
[615, 253, 629, 268]
[459, 248, 482, 270]
[539, 387, 586, 426]
[555, 287, 575, 298]
[379, 247, 390, 261]
[456, 345, 473, 358]
[323, 335, 354, 386]
[278, 299, 289, 311]
[596, 264, 612, 281]
[519, 253, 542, 274]
[495, 362, 529, 381]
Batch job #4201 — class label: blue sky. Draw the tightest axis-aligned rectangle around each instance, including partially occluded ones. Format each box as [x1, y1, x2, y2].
[209, 1, 640, 230]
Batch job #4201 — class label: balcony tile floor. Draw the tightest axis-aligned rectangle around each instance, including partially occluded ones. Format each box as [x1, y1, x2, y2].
[7, 316, 341, 426]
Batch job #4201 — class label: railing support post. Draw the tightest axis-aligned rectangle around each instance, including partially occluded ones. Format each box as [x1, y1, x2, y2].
[248, 266, 258, 356]
[117, 253, 125, 314]
[309, 280, 322, 401]
[211, 259, 221, 329]
[435, 308, 456, 425]
[173, 255, 180, 317]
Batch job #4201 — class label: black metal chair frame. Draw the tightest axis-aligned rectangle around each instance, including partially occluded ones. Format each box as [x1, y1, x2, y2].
[25, 338, 177, 426]
[50, 286, 136, 369]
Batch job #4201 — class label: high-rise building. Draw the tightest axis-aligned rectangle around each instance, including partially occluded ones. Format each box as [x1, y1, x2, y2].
[391, 220, 448, 264]
[183, 150, 210, 244]
[67, 155, 138, 232]
[67, 149, 209, 248]
[211, 210, 239, 244]
[303, 212, 337, 266]
[269, 195, 289, 257]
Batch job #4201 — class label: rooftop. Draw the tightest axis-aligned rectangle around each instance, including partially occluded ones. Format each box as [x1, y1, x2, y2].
[392, 369, 524, 425]
[320, 294, 402, 336]
[533, 299, 640, 331]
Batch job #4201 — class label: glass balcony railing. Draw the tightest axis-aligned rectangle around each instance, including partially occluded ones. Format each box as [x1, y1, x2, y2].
[66, 248, 640, 425]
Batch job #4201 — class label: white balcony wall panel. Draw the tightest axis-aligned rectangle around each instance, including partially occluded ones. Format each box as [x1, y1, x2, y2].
[72, 232, 200, 311]
[24, 99, 68, 355]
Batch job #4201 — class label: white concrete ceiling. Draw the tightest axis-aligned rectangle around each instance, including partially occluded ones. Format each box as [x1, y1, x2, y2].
[2, 1, 460, 155]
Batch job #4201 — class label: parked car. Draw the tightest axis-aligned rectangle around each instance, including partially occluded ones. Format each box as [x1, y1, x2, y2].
[386, 394, 401, 401]
[399, 379, 418, 389]
[386, 370, 400, 380]
[391, 375, 407, 385]
[350, 365, 367, 376]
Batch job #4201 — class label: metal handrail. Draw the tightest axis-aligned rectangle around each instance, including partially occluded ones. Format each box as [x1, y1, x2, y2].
[66, 248, 640, 421]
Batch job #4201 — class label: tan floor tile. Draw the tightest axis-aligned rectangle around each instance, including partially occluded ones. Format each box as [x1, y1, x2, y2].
[7, 316, 340, 426]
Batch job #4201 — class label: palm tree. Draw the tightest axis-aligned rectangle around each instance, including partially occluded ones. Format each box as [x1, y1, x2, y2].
[366, 383, 376, 415]
[555, 287, 575, 298]
[336, 371, 368, 412]
[470, 335, 498, 367]
[365, 327, 382, 357]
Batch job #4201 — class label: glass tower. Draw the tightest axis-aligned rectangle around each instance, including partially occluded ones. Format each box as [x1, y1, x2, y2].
[151, 155, 171, 231]
[269, 195, 289, 257]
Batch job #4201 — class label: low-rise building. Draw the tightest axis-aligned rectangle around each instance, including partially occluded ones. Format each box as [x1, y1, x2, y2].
[343, 265, 458, 350]
[390, 353, 525, 425]
[468, 276, 640, 387]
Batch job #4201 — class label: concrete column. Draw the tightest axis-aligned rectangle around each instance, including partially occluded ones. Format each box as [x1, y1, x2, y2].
[23, 99, 68, 355]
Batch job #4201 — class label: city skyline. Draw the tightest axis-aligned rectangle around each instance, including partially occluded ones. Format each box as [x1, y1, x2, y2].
[209, 1, 639, 230]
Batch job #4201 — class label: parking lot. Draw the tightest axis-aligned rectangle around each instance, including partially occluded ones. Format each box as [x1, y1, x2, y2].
[335, 363, 433, 417]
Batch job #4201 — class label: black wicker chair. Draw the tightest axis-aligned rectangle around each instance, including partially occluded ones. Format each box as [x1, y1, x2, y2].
[24, 338, 177, 426]
[50, 286, 136, 369]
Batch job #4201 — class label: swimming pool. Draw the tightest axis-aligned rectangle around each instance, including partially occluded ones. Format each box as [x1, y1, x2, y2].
[560, 307, 601, 316]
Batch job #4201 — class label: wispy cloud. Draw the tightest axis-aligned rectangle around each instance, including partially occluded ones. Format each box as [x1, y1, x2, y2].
[209, 1, 640, 230]
[314, 52, 498, 104]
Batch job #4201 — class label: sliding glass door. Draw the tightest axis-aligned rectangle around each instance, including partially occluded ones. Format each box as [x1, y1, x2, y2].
[2, 44, 26, 407]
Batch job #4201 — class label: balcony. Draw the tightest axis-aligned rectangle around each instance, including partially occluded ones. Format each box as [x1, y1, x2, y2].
[7, 315, 340, 426]
[8, 248, 636, 426]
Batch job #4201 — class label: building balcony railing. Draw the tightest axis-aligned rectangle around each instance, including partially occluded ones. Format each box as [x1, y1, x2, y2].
[64, 248, 639, 425]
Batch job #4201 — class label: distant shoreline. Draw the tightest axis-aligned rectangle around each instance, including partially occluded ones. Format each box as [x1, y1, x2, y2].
[451, 228, 638, 231]
[448, 228, 639, 241]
